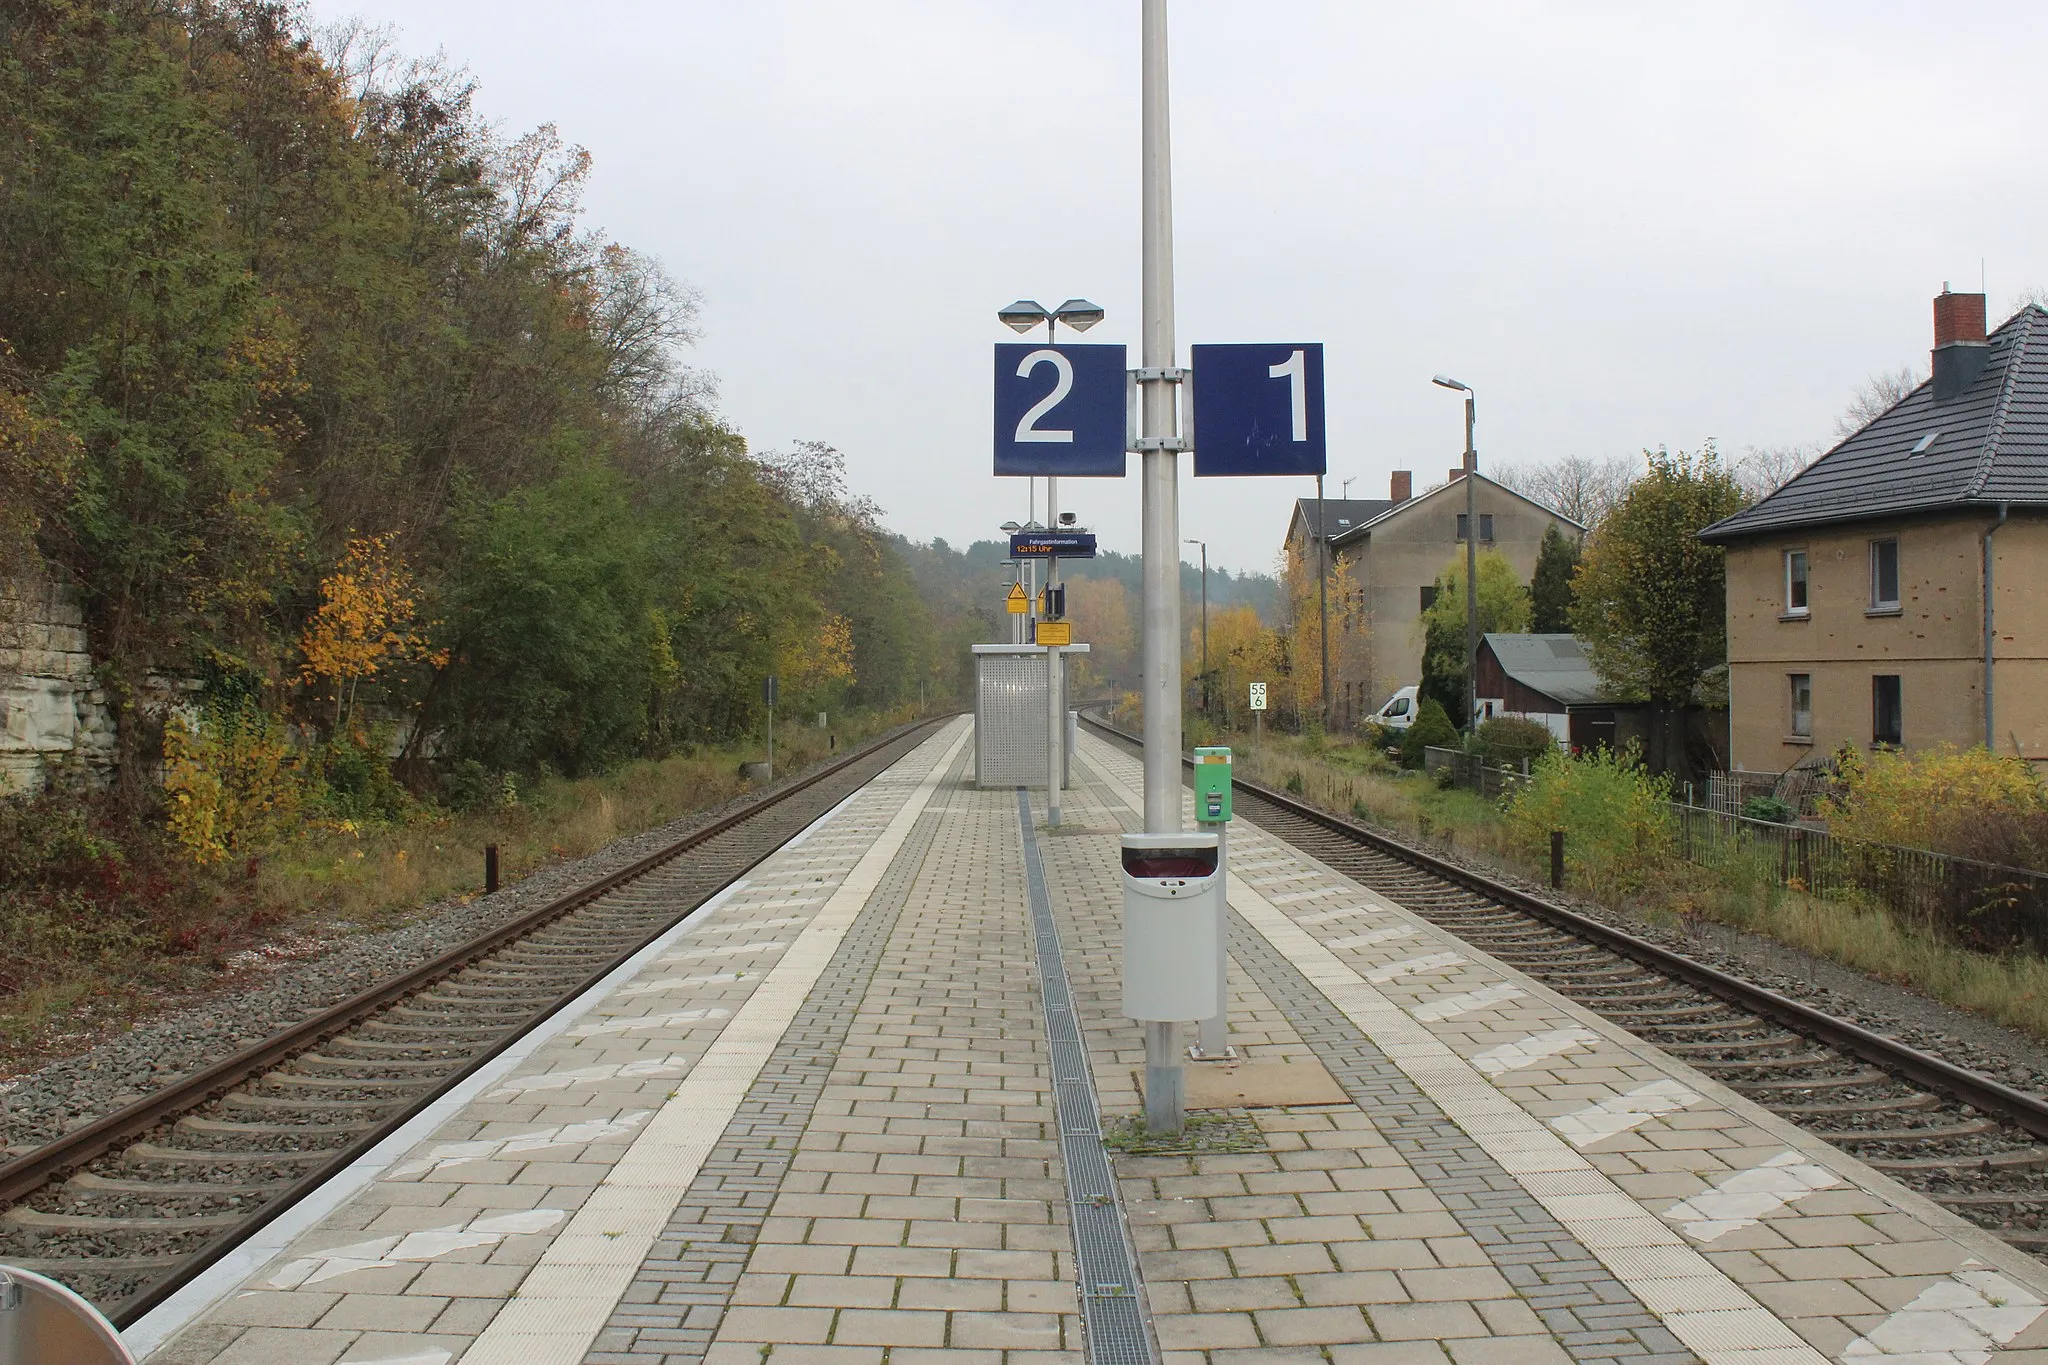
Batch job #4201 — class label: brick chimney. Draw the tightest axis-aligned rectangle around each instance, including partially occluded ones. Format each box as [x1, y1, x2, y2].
[1390, 470, 1413, 503]
[1447, 466, 1465, 484]
[1932, 285, 1989, 403]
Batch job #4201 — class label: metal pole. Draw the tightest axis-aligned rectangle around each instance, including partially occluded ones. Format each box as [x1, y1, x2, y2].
[1196, 820, 1229, 1057]
[1316, 474, 1330, 731]
[1463, 394, 1478, 732]
[1047, 475, 1062, 826]
[1139, 0, 1184, 1136]
[1200, 542, 1209, 720]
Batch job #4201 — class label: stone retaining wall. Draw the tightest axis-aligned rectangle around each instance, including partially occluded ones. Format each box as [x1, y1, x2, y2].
[0, 567, 116, 793]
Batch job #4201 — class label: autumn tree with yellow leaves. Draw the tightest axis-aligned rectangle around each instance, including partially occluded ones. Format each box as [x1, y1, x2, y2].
[301, 536, 447, 733]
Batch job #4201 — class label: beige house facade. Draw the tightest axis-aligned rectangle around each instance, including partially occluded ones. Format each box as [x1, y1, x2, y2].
[1721, 512, 2048, 770]
[1703, 290, 2048, 772]
[1326, 471, 1581, 720]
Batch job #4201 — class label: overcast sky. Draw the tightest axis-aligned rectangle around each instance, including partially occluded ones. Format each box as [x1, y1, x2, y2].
[310, 1, 2048, 575]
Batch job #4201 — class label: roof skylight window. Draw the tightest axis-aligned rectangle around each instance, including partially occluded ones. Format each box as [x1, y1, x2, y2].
[1911, 432, 1940, 454]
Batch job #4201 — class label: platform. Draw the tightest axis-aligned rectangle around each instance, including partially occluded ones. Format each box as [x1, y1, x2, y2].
[132, 716, 2048, 1365]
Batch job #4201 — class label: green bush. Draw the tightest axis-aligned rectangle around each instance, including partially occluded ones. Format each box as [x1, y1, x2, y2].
[1477, 716, 1555, 771]
[1360, 721, 1401, 753]
[1398, 699, 1458, 769]
[1741, 795, 1794, 824]
[317, 733, 411, 824]
[1503, 744, 1674, 897]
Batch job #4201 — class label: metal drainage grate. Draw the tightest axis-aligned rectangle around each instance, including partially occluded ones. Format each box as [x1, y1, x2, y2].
[1015, 790, 1159, 1365]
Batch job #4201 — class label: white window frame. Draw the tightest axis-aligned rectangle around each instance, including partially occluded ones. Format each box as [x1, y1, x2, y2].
[1789, 673, 1812, 738]
[1869, 538, 1900, 612]
[1784, 550, 1809, 617]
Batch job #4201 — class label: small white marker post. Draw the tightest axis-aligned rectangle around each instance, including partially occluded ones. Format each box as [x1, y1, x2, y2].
[1250, 680, 1267, 751]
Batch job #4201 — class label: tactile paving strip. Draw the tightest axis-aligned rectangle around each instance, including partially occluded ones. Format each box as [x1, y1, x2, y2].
[580, 749, 969, 1364]
[1016, 790, 1159, 1365]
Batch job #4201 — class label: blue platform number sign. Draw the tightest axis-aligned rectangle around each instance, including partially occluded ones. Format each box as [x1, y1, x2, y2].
[993, 343, 1128, 478]
[1190, 343, 1327, 477]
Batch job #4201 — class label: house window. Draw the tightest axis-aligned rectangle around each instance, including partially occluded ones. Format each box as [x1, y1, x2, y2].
[1789, 674, 1811, 738]
[1872, 674, 1902, 747]
[1869, 538, 1900, 611]
[1420, 585, 1437, 611]
[1784, 550, 1808, 616]
[1480, 514, 1494, 542]
[1456, 513, 1469, 541]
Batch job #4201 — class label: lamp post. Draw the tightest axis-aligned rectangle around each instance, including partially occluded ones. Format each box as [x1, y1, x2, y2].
[1185, 538, 1208, 720]
[1432, 375, 1479, 733]
[1315, 475, 1330, 731]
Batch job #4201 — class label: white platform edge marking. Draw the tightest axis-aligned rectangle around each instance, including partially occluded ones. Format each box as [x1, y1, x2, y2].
[1842, 1266, 2046, 1365]
[1074, 734, 1832, 1365]
[1665, 1151, 1842, 1242]
[1473, 1026, 1602, 1078]
[455, 719, 970, 1365]
[126, 719, 964, 1361]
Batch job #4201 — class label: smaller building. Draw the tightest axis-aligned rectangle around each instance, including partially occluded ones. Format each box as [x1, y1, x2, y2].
[1475, 634, 1608, 743]
[1476, 633, 1727, 776]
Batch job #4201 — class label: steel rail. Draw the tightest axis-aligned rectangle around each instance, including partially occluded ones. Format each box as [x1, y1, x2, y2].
[1, 714, 950, 1326]
[1077, 711, 2048, 1144]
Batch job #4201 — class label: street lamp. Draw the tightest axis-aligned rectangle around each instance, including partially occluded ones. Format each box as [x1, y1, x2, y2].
[1432, 375, 1479, 734]
[1185, 539, 1208, 719]
[998, 298, 1105, 341]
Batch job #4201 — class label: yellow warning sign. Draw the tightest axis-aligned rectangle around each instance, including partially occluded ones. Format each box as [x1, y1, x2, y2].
[1034, 620, 1072, 646]
[1006, 583, 1028, 614]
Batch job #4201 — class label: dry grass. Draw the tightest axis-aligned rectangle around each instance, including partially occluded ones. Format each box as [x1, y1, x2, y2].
[260, 711, 910, 929]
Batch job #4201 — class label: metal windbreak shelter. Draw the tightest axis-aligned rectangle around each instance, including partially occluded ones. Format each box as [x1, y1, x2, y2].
[972, 643, 1086, 789]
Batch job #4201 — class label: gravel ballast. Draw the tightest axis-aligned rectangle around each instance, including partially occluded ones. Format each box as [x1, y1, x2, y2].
[0, 739, 905, 1156]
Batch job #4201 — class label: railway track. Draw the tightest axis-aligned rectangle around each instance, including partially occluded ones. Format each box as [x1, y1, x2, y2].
[1081, 713, 2048, 1256]
[0, 716, 948, 1325]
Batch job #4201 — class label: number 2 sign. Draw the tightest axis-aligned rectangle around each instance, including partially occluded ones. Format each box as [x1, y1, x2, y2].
[992, 343, 1128, 477]
[1189, 343, 1326, 477]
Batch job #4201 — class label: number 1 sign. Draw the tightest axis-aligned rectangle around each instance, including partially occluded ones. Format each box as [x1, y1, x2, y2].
[1189, 343, 1326, 477]
[992, 343, 1128, 477]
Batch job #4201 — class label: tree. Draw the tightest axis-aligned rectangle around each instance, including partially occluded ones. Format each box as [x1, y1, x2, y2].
[1529, 526, 1580, 633]
[300, 535, 446, 732]
[1571, 444, 1746, 769]
[1065, 574, 1135, 693]
[1734, 444, 1821, 501]
[1414, 551, 1531, 725]
[1398, 698, 1458, 769]
[1834, 368, 1921, 440]
[1491, 455, 1636, 527]
[1279, 542, 1361, 727]
[1198, 604, 1280, 730]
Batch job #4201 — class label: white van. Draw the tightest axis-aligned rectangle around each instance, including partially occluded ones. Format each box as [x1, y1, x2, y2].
[1373, 685, 1420, 730]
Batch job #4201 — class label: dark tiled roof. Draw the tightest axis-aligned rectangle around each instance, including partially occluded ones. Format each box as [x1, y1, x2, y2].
[1701, 305, 2048, 542]
[1292, 498, 1396, 542]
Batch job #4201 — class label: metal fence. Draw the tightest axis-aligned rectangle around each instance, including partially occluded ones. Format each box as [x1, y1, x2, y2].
[1422, 745, 2048, 953]
[1672, 804, 2048, 954]
[1423, 746, 1532, 803]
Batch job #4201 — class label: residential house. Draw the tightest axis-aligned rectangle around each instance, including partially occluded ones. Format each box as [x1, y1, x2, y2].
[1699, 288, 2048, 772]
[1306, 471, 1581, 726]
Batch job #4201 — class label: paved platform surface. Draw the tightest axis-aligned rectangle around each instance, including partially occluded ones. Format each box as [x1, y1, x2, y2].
[136, 717, 2048, 1365]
